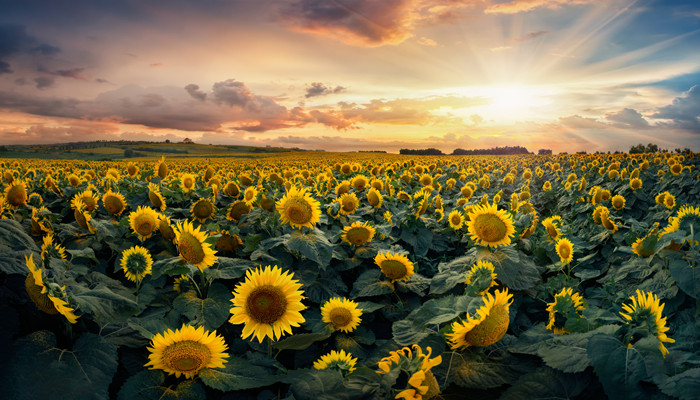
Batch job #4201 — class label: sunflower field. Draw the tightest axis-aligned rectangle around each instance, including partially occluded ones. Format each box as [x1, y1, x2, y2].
[1, 151, 699, 400]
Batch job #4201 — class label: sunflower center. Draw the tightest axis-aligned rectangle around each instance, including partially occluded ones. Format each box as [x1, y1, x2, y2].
[473, 214, 507, 243]
[80, 196, 97, 211]
[162, 340, 211, 374]
[285, 198, 312, 225]
[179, 232, 205, 265]
[229, 202, 250, 221]
[246, 285, 288, 324]
[329, 307, 353, 328]
[184, 178, 194, 188]
[545, 224, 558, 238]
[135, 214, 156, 237]
[341, 198, 356, 213]
[105, 195, 125, 214]
[193, 201, 214, 219]
[451, 214, 462, 226]
[381, 260, 408, 280]
[558, 244, 571, 259]
[7, 185, 27, 206]
[464, 304, 510, 347]
[346, 227, 371, 246]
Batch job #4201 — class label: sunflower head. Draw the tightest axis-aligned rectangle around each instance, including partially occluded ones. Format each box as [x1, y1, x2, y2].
[375, 252, 415, 283]
[655, 192, 667, 206]
[376, 344, 442, 400]
[620, 290, 675, 357]
[465, 260, 498, 296]
[156, 156, 168, 180]
[229, 265, 306, 342]
[341, 221, 376, 247]
[148, 183, 167, 211]
[367, 188, 383, 208]
[174, 220, 218, 271]
[338, 192, 360, 215]
[226, 200, 251, 222]
[215, 231, 244, 254]
[674, 205, 700, 235]
[41, 234, 67, 263]
[120, 246, 154, 283]
[190, 198, 216, 223]
[157, 214, 177, 242]
[447, 288, 513, 349]
[611, 194, 626, 210]
[663, 193, 676, 209]
[276, 186, 321, 229]
[546, 288, 586, 335]
[670, 163, 682, 175]
[351, 175, 368, 191]
[129, 206, 160, 241]
[102, 190, 127, 216]
[542, 216, 562, 239]
[630, 177, 642, 190]
[321, 297, 363, 333]
[314, 349, 358, 375]
[448, 210, 465, 230]
[145, 324, 229, 379]
[555, 237, 574, 265]
[4, 179, 28, 208]
[467, 203, 516, 248]
[24, 254, 78, 323]
[180, 173, 197, 192]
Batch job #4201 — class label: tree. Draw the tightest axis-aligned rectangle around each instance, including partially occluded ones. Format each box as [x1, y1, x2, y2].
[124, 149, 135, 158]
[538, 149, 552, 155]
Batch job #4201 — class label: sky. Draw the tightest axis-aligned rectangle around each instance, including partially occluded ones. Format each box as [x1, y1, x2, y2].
[0, 0, 699, 154]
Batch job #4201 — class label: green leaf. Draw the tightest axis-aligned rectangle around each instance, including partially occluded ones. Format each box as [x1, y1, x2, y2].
[429, 268, 465, 295]
[206, 257, 257, 280]
[669, 258, 700, 299]
[400, 226, 433, 257]
[660, 368, 700, 400]
[151, 256, 191, 279]
[72, 280, 139, 325]
[492, 246, 541, 291]
[446, 352, 519, 389]
[285, 229, 333, 268]
[501, 367, 589, 400]
[67, 247, 98, 262]
[0, 219, 40, 275]
[173, 282, 231, 331]
[284, 369, 348, 400]
[199, 355, 278, 391]
[118, 369, 206, 400]
[345, 366, 398, 400]
[392, 319, 430, 345]
[350, 269, 394, 298]
[274, 332, 332, 351]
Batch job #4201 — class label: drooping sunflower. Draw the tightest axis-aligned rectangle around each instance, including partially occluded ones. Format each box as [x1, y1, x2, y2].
[190, 198, 216, 223]
[276, 186, 321, 229]
[155, 156, 168, 180]
[466, 203, 516, 248]
[375, 252, 415, 283]
[313, 349, 358, 374]
[120, 246, 154, 283]
[174, 220, 218, 271]
[542, 216, 562, 239]
[129, 205, 160, 241]
[4, 179, 28, 209]
[448, 210, 465, 230]
[546, 288, 586, 335]
[157, 214, 177, 243]
[229, 265, 306, 342]
[555, 237, 574, 264]
[465, 260, 498, 295]
[321, 297, 363, 333]
[611, 194, 626, 210]
[72, 189, 100, 212]
[148, 183, 167, 211]
[24, 254, 78, 323]
[126, 162, 139, 177]
[341, 221, 376, 246]
[620, 290, 675, 356]
[145, 324, 229, 379]
[223, 181, 241, 198]
[180, 173, 197, 193]
[367, 187, 383, 208]
[448, 288, 513, 349]
[632, 225, 659, 257]
[226, 200, 251, 222]
[72, 198, 97, 234]
[102, 190, 127, 216]
[30, 206, 52, 234]
[338, 192, 360, 215]
[335, 180, 352, 196]
[41, 234, 67, 263]
[377, 344, 442, 400]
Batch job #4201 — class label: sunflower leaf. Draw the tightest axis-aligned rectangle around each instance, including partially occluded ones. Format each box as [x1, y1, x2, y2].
[151, 256, 191, 279]
[118, 369, 207, 400]
[285, 229, 333, 269]
[660, 368, 700, 400]
[173, 282, 231, 331]
[350, 269, 394, 298]
[500, 367, 589, 400]
[669, 258, 700, 299]
[206, 257, 257, 280]
[199, 355, 278, 391]
[274, 332, 332, 351]
[283, 369, 348, 400]
[0, 219, 40, 275]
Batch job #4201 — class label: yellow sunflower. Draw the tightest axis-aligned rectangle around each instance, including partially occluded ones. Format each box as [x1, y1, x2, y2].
[321, 297, 363, 333]
[100, 190, 126, 216]
[555, 237, 574, 264]
[375, 252, 415, 283]
[314, 349, 358, 374]
[157, 214, 177, 243]
[145, 324, 229, 379]
[40, 234, 67, 263]
[377, 344, 442, 400]
[243, 186, 258, 206]
[30, 206, 52, 234]
[180, 173, 197, 193]
[542, 216, 562, 240]
[367, 188, 383, 208]
[224, 181, 241, 198]
[465, 260, 498, 295]
[24, 254, 78, 323]
[148, 183, 167, 211]
[447, 288, 513, 349]
[663, 193, 676, 209]
[190, 198, 216, 223]
[630, 177, 642, 191]
[129, 205, 160, 241]
[226, 200, 251, 222]
[448, 210, 465, 230]
[611, 194, 626, 210]
[546, 288, 586, 335]
[73, 189, 100, 212]
[632, 225, 659, 257]
[229, 265, 306, 342]
[120, 246, 154, 283]
[72, 199, 97, 234]
[620, 290, 675, 357]
[155, 156, 168, 180]
[335, 180, 351, 196]
[215, 231, 244, 254]
[351, 175, 368, 191]
[338, 192, 360, 215]
[341, 221, 376, 246]
[174, 220, 218, 271]
[276, 186, 321, 229]
[4, 179, 28, 209]
[466, 203, 516, 248]
[126, 162, 139, 177]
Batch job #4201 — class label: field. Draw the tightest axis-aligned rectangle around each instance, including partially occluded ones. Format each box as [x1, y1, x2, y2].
[1, 151, 699, 400]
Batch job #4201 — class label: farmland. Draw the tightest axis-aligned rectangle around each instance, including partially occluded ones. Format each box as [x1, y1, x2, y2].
[1, 151, 699, 399]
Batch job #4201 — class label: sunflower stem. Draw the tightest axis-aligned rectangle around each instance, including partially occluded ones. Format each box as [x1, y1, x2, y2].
[189, 274, 203, 299]
[267, 337, 273, 357]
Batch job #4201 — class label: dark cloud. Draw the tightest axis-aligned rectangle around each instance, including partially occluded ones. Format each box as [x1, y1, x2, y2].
[185, 84, 207, 101]
[34, 76, 54, 89]
[212, 79, 256, 108]
[0, 24, 59, 75]
[305, 82, 346, 98]
[55, 68, 88, 80]
[605, 108, 650, 129]
[651, 85, 700, 131]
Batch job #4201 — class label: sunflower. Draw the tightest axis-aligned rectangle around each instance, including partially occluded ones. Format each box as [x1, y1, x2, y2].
[335, 180, 351, 196]
[157, 214, 177, 242]
[41, 234, 67, 263]
[223, 181, 241, 198]
[632, 227, 659, 257]
[338, 192, 360, 215]
[126, 162, 139, 177]
[68, 173, 82, 187]
[147, 183, 167, 211]
[611, 194, 626, 210]
[72, 199, 97, 234]
[377, 344, 442, 400]
[447, 288, 513, 349]
[174, 220, 218, 271]
[448, 210, 465, 230]
[243, 186, 258, 206]
[129, 206, 160, 241]
[375, 252, 415, 283]
[276, 186, 321, 229]
[367, 188, 383, 208]
[155, 156, 168, 180]
[190, 198, 216, 223]
[670, 163, 682, 175]
[226, 200, 251, 222]
[466, 203, 516, 248]
[73, 190, 100, 213]
[542, 216, 562, 239]
[145, 324, 229, 379]
[321, 297, 363, 333]
[630, 178, 642, 191]
[465, 260, 498, 295]
[24, 254, 78, 323]
[173, 275, 192, 294]
[601, 213, 619, 233]
[663, 193, 676, 209]
[546, 288, 586, 334]
[555, 237, 574, 264]
[341, 221, 376, 246]
[31, 206, 52, 234]
[229, 265, 306, 342]
[100, 190, 126, 216]
[215, 231, 244, 254]
[4, 179, 28, 208]
[313, 349, 358, 374]
[180, 173, 197, 193]
[664, 205, 700, 245]
[28, 192, 43, 207]
[120, 246, 154, 283]
[351, 175, 368, 191]
[620, 290, 675, 356]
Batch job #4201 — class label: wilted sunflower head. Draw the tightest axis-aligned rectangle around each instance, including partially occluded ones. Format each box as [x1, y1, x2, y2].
[448, 288, 513, 349]
[620, 290, 675, 357]
[341, 221, 376, 246]
[129, 206, 160, 241]
[314, 349, 358, 375]
[321, 297, 363, 333]
[375, 252, 414, 283]
[546, 288, 586, 335]
[467, 203, 516, 248]
[145, 324, 229, 379]
[465, 260, 497, 295]
[276, 186, 321, 229]
[24, 254, 78, 324]
[120, 246, 153, 283]
[190, 198, 216, 223]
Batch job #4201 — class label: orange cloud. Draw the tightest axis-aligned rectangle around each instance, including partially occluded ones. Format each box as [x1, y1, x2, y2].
[485, 0, 597, 15]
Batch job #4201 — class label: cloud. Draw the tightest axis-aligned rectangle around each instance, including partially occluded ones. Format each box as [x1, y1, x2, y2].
[605, 108, 650, 129]
[304, 82, 346, 98]
[485, 0, 597, 15]
[508, 30, 550, 43]
[211, 79, 256, 108]
[185, 84, 207, 101]
[416, 37, 437, 46]
[558, 115, 608, 129]
[0, 24, 60, 74]
[34, 77, 55, 89]
[651, 85, 700, 131]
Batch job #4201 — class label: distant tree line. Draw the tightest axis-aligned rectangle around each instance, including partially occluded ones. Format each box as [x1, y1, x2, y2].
[399, 148, 445, 155]
[452, 146, 531, 155]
